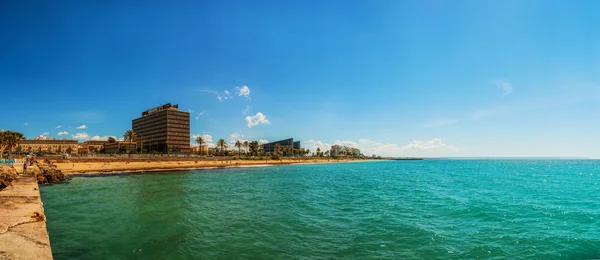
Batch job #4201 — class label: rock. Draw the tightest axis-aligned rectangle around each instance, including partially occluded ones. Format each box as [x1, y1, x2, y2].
[0, 166, 18, 191]
[35, 164, 70, 184]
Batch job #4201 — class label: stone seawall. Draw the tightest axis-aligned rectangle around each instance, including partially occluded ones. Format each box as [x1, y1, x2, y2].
[0, 173, 53, 259]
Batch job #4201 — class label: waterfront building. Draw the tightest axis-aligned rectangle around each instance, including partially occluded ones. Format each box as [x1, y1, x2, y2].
[104, 141, 137, 154]
[330, 144, 361, 157]
[191, 145, 209, 154]
[82, 140, 109, 154]
[18, 139, 79, 154]
[132, 103, 190, 154]
[260, 138, 301, 156]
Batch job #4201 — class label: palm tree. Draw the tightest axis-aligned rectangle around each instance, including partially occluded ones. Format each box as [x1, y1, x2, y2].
[243, 141, 249, 155]
[235, 141, 242, 156]
[0, 131, 7, 159]
[316, 147, 321, 157]
[123, 130, 136, 145]
[248, 141, 257, 156]
[2, 131, 25, 159]
[195, 136, 205, 155]
[305, 149, 310, 157]
[216, 139, 227, 155]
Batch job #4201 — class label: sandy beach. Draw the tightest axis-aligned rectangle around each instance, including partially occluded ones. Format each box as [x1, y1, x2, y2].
[46, 157, 369, 175]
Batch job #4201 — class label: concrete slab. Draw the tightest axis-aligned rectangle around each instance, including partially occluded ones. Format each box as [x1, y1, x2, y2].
[0, 175, 53, 260]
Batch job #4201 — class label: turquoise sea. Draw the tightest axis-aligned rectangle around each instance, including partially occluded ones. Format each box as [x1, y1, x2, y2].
[41, 160, 600, 259]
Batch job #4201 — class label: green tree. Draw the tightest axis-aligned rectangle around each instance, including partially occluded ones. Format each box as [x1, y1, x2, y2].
[249, 140, 259, 156]
[235, 141, 242, 156]
[66, 146, 73, 154]
[243, 141, 249, 155]
[0, 131, 25, 159]
[123, 130, 136, 146]
[195, 136, 205, 156]
[108, 136, 117, 143]
[316, 148, 321, 157]
[216, 139, 227, 155]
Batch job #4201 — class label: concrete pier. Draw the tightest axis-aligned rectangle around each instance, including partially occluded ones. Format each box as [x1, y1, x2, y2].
[0, 171, 53, 259]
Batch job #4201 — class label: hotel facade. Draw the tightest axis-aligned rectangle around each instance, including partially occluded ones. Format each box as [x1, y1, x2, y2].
[18, 139, 79, 154]
[260, 138, 301, 156]
[132, 103, 190, 154]
[330, 144, 361, 157]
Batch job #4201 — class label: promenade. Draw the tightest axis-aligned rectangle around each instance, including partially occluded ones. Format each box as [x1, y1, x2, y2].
[0, 168, 53, 260]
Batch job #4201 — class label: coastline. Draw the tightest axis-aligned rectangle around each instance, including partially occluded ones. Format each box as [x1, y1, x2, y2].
[48, 157, 373, 176]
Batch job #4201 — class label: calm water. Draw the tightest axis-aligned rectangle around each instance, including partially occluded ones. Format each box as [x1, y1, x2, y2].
[41, 160, 600, 259]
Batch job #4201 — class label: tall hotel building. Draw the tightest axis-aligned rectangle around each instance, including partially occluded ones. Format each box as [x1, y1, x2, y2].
[132, 103, 190, 154]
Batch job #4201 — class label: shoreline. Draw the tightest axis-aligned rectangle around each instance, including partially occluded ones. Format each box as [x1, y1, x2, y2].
[48, 158, 373, 177]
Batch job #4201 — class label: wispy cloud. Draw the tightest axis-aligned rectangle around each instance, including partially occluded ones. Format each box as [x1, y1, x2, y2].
[57, 131, 68, 136]
[235, 85, 251, 100]
[242, 105, 250, 115]
[469, 107, 509, 119]
[195, 110, 206, 120]
[494, 79, 513, 96]
[24, 122, 28, 126]
[421, 118, 458, 128]
[56, 125, 62, 129]
[76, 125, 87, 129]
[42, 132, 49, 136]
[245, 112, 270, 128]
[201, 89, 233, 101]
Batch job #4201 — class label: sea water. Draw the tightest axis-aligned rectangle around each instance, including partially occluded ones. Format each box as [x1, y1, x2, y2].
[40, 160, 600, 259]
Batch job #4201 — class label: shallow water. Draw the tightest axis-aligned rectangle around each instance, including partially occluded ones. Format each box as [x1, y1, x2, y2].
[41, 160, 600, 259]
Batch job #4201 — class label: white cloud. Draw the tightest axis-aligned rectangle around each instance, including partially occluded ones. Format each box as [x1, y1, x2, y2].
[421, 118, 458, 128]
[76, 125, 87, 129]
[304, 138, 460, 157]
[56, 125, 62, 129]
[229, 132, 247, 144]
[42, 132, 50, 135]
[24, 123, 28, 126]
[242, 105, 250, 115]
[196, 110, 206, 120]
[303, 140, 332, 153]
[235, 85, 251, 99]
[89, 135, 116, 141]
[493, 79, 513, 96]
[57, 131, 68, 136]
[259, 139, 269, 145]
[357, 138, 460, 157]
[245, 112, 270, 128]
[72, 132, 90, 140]
[192, 133, 214, 147]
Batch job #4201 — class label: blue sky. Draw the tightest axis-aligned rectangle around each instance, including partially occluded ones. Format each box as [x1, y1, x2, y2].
[1, 0, 599, 157]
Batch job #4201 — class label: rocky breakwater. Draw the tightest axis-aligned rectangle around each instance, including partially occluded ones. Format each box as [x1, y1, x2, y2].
[35, 162, 70, 184]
